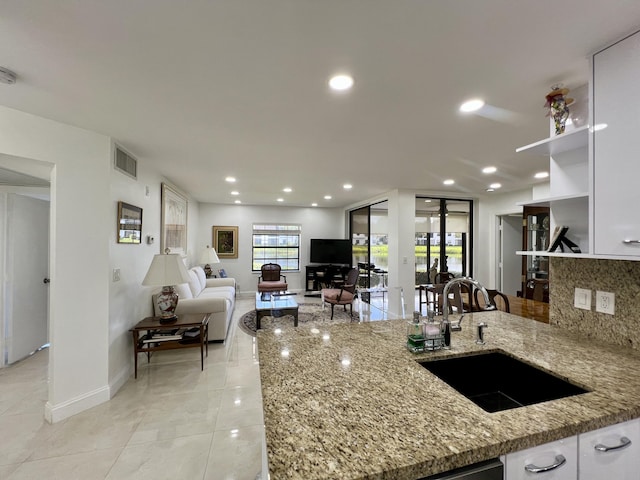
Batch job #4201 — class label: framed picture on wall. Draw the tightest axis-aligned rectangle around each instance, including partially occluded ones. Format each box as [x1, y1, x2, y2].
[161, 183, 188, 255]
[213, 226, 238, 258]
[117, 201, 142, 244]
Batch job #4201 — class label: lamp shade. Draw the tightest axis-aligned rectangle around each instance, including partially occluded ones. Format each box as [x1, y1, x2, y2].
[199, 245, 220, 265]
[142, 253, 191, 286]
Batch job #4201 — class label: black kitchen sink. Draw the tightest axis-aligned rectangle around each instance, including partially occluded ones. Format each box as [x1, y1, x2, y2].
[418, 351, 589, 413]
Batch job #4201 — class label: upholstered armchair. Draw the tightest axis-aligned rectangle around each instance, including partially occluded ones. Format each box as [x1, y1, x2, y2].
[257, 263, 288, 293]
[321, 267, 359, 319]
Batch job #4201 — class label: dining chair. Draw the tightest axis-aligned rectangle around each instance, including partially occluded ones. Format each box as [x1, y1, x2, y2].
[525, 279, 549, 303]
[474, 288, 510, 313]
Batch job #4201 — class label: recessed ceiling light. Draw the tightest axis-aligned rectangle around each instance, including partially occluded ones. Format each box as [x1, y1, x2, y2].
[482, 166, 497, 174]
[234, 200, 241, 204]
[459, 99, 485, 113]
[443, 179, 455, 186]
[534, 171, 549, 179]
[225, 176, 236, 183]
[311, 203, 318, 207]
[230, 191, 239, 195]
[324, 195, 332, 200]
[343, 184, 352, 190]
[489, 183, 502, 189]
[329, 74, 354, 91]
[486, 188, 495, 192]
[277, 198, 284, 202]
[283, 187, 292, 193]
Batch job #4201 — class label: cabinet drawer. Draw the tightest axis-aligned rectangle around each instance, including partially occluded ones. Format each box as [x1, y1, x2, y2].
[579, 418, 640, 480]
[504, 436, 577, 480]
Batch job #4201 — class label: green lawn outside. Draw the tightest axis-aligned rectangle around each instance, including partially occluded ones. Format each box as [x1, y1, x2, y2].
[353, 244, 462, 272]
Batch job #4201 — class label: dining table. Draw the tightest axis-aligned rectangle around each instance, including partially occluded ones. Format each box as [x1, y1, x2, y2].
[504, 294, 549, 323]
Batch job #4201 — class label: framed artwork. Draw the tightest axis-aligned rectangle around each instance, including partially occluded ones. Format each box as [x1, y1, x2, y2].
[117, 202, 143, 244]
[161, 183, 188, 255]
[213, 226, 238, 258]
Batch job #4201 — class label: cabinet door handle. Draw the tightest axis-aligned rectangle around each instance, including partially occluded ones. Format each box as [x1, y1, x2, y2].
[622, 239, 640, 244]
[595, 436, 631, 452]
[524, 454, 566, 473]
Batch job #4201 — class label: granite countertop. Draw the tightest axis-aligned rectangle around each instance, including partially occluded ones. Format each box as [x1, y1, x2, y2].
[257, 311, 640, 479]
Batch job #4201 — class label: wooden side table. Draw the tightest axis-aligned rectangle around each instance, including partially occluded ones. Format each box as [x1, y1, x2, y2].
[130, 313, 210, 379]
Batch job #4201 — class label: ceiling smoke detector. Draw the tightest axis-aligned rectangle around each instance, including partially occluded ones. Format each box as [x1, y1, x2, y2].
[0, 67, 17, 85]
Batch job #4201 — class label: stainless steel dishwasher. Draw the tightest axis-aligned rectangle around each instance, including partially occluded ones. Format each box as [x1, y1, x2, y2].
[420, 458, 503, 479]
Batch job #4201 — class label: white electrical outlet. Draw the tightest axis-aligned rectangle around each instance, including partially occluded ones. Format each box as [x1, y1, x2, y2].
[574, 288, 591, 310]
[113, 268, 121, 282]
[595, 290, 615, 315]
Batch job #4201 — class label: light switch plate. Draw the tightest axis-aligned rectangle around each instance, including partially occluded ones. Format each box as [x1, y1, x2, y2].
[595, 290, 615, 315]
[574, 288, 591, 310]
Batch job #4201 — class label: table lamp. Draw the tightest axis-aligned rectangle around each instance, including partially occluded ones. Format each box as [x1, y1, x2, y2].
[142, 249, 191, 322]
[199, 245, 220, 278]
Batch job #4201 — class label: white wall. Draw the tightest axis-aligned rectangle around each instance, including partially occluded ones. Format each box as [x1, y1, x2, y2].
[0, 105, 112, 422]
[475, 188, 534, 288]
[0, 106, 204, 420]
[108, 155, 159, 390]
[386, 190, 417, 317]
[108, 148, 200, 393]
[197, 204, 344, 294]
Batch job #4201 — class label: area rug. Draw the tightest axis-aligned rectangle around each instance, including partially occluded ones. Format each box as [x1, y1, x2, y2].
[238, 302, 357, 336]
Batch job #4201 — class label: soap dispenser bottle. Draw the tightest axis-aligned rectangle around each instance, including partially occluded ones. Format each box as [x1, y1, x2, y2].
[423, 308, 442, 351]
[441, 317, 451, 350]
[407, 312, 425, 353]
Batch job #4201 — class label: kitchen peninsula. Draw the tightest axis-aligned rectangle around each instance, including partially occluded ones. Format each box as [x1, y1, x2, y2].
[257, 312, 640, 479]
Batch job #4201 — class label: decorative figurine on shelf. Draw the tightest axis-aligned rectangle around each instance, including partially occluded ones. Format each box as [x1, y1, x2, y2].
[545, 84, 574, 135]
[429, 258, 439, 284]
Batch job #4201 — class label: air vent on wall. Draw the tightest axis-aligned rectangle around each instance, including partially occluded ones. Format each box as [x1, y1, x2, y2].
[114, 146, 137, 180]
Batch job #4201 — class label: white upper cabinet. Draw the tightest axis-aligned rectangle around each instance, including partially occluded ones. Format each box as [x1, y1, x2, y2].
[593, 29, 640, 256]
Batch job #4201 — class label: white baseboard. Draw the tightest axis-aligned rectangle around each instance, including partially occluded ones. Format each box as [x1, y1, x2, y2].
[44, 385, 110, 423]
[109, 364, 132, 399]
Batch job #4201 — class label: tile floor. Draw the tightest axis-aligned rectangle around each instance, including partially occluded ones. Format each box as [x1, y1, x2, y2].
[0, 296, 273, 480]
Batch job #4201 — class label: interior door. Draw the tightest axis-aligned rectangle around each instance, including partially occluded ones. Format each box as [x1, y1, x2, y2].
[6, 193, 49, 364]
[498, 215, 522, 296]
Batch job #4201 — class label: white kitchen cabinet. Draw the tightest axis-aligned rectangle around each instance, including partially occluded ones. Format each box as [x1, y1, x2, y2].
[504, 435, 577, 480]
[578, 418, 640, 480]
[593, 29, 640, 257]
[503, 419, 640, 480]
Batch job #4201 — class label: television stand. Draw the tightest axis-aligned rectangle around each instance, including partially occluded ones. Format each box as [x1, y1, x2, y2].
[305, 265, 351, 294]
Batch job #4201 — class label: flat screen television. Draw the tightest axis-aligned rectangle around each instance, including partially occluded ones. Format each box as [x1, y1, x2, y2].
[310, 239, 352, 265]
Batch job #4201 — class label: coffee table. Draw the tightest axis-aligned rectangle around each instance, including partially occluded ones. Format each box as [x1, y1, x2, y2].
[255, 292, 299, 330]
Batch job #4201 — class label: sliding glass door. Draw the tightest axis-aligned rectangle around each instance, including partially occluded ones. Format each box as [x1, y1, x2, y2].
[349, 201, 388, 288]
[415, 197, 472, 283]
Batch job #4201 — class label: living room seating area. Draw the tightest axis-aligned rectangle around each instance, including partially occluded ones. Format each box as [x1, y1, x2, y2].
[153, 266, 236, 341]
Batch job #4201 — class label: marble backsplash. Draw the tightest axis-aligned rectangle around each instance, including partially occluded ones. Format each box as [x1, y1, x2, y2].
[550, 256, 640, 350]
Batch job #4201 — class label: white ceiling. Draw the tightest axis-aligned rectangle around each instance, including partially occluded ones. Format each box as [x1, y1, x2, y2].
[1, 1, 640, 207]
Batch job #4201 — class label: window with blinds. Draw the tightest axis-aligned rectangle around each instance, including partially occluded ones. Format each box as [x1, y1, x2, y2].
[252, 224, 301, 271]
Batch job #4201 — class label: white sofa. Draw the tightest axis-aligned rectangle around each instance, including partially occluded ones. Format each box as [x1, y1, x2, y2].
[153, 266, 236, 341]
